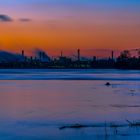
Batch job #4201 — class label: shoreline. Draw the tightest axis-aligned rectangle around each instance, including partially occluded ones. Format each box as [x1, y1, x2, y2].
[0, 67, 140, 70]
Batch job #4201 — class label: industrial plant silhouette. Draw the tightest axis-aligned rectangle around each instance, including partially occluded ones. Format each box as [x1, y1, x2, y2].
[0, 49, 140, 69]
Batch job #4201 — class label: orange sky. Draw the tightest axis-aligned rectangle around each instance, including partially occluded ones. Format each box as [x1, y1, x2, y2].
[0, 21, 139, 57]
[0, 0, 140, 57]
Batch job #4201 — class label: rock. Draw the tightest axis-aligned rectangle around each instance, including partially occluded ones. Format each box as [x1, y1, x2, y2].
[105, 82, 111, 86]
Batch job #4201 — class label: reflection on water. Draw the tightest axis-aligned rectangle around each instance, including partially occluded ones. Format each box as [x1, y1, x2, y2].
[0, 69, 140, 139]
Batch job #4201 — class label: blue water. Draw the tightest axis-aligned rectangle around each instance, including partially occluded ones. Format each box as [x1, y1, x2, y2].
[0, 69, 140, 80]
[0, 69, 139, 140]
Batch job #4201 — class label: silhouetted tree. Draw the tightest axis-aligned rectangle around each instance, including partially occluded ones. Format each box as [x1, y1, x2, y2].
[137, 50, 140, 58]
[119, 50, 131, 59]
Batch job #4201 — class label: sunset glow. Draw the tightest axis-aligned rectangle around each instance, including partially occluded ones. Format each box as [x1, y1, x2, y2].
[0, 0, 140, 56]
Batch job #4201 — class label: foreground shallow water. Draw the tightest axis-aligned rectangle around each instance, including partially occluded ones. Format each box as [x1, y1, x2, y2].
[0, 69, 140, 140]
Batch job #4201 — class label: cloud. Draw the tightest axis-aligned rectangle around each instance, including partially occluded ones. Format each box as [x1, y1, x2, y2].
[19, 18, 31, 22]
[0, 14, 13, 22]
[0, 15, 31, 23]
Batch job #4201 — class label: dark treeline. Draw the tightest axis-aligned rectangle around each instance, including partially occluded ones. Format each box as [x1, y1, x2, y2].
[0, 49, 140, 69]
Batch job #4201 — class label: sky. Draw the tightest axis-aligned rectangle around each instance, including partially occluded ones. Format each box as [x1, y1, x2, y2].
[0, 0, 140, 57]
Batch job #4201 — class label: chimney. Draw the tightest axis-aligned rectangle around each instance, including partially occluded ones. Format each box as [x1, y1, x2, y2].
[111, 51, 114, 60]
[77, 49, 80, 61]
[22, 50, 24, 57]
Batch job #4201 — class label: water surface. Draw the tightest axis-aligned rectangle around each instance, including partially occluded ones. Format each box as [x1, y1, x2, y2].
[0, 69, 140, 140]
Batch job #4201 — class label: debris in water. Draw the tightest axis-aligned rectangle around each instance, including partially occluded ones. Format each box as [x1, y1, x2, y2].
[105, 82, 111, 86]
[126, 120, 140, 127]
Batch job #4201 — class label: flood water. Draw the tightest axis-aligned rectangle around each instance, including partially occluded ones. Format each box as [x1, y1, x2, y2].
[0, 69, 140, 140]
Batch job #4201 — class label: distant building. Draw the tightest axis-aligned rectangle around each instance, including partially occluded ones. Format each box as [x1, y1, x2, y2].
[37, 51, 51, 63]
[58, 56, 72, 65]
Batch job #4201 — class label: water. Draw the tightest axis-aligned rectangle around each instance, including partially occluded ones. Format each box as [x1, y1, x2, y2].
[0, 69, 140, 140]
[0, 69, 140, 80]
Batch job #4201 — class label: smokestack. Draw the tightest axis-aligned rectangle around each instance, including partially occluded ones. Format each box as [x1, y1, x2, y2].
[77, 49, 80, 61]
[22, 50, 24, 57]
[111, 51, 114, 60]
